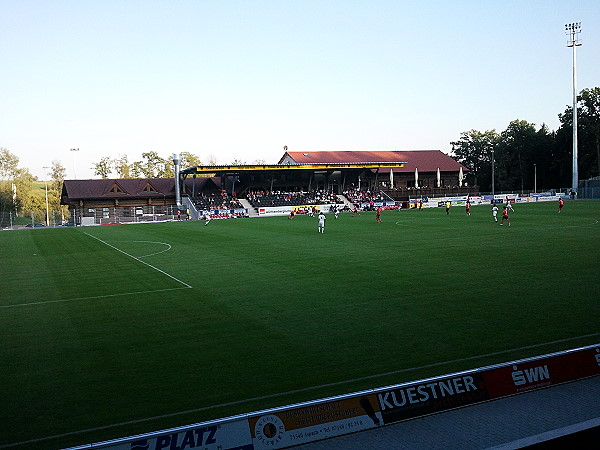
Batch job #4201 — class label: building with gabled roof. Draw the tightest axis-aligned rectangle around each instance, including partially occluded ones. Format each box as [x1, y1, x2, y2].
[61, 177, 221, 225]
[278, 150, 469, 191]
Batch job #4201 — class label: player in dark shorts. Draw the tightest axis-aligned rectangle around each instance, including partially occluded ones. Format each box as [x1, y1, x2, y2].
[558, 198, 564, 213]
[376, 206, 382, 223]
[500, 207, 510, 226]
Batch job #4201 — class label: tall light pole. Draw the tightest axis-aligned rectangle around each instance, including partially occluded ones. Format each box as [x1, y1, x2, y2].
[566, 22, 582, 195]
[70, 147, 79, 179]
[43, 166, 51, 226]
[534, 164, 537, 193]
[491, 148, 495, 196]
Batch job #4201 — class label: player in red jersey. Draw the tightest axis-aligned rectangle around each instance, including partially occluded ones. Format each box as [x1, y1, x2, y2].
[500, 206, 510, 226]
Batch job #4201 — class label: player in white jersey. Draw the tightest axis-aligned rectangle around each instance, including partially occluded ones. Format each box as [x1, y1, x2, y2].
[492, 205, 498, 222]
[318, 212, 326, 233]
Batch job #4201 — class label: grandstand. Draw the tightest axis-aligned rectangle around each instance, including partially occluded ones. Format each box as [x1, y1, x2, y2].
[61, 151, 473, 224]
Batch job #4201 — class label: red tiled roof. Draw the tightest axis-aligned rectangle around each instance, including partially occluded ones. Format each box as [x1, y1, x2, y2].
[279, 151, 467, 173]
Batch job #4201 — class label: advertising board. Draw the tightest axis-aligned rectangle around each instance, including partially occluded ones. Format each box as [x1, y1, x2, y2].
[483, 346, 600, 398]
[74, 419, 253, 450]
[376, 372, 489, 424]
[68, 344, 599, 450]
[248, 395, 382, 449]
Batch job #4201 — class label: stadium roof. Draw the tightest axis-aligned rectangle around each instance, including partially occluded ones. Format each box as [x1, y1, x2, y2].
[180, 162, 404, 175]
[279, 151, 468, 173]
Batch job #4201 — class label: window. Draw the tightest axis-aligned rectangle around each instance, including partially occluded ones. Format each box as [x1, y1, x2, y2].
[108, 183, 125, 194]
[141, 183, 157, 193]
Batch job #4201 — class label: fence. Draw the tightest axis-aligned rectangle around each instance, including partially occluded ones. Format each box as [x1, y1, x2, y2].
[0, 210, 65, 229]
[75, 205, 181, 225]
[0, 206, 183, 228]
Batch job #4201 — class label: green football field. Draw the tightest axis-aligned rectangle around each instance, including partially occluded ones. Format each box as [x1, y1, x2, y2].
[1, 200, 599, 449]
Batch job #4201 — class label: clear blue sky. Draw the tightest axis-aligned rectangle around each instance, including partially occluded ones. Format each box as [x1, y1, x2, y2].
[1, 0, 598, 180]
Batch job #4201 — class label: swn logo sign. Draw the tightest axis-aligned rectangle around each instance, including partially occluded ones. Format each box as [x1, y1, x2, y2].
[130, 425, 218, 450]
[511, 364, 550, 386]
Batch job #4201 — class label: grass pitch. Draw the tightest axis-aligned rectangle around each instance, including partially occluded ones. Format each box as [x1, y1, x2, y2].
[1, 200, 599, 449]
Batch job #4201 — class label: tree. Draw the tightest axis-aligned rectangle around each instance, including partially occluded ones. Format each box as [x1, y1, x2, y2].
[50, 160, 66, 191]
[0, 147, 20, 180]
[92, 157, 113, 179]
[559, 87, 600, 180]
[578, 87, 600, 178]
[450, 130, 499, 191]
[0, 149, 30, 226]
[180, 152, 202, 170]
[495, 120, 539, 192]
[136, 151, 169, 178]
[113, 155, 131, 179]
[556, 87, 600, 186]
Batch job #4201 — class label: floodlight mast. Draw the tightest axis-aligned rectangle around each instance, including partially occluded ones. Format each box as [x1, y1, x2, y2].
[566, 22, 582, 195]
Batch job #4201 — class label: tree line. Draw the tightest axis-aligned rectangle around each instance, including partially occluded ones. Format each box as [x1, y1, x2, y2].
[90, 152, 267, 179]
[451, 87, 600, 192]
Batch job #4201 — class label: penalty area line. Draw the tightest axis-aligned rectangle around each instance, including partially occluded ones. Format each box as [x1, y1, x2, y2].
[84, 232, 192, 289]
[5, 334, 598, 448]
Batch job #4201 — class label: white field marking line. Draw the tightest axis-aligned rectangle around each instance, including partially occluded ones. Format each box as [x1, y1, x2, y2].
[114, 240, 173, 258]
[84, 232, 192, 288]
[4, 333, 598, 449]
[0, 287, 189, 309]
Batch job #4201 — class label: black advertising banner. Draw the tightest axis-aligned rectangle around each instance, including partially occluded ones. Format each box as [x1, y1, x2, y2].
[377, 372, 489, 424]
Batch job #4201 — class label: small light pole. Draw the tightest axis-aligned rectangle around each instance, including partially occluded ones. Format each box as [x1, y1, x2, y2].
[70, 148, 79, 179]
[43, 166, 51, 226]
[566, 22, 582, 195]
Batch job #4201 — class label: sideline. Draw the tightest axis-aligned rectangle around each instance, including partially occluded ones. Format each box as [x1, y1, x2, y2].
[3, 333, 598, 449]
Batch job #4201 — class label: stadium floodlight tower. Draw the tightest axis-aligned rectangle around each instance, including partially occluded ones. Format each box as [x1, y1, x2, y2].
[173, 153, 182, 207]
[566, 22, 582, 196]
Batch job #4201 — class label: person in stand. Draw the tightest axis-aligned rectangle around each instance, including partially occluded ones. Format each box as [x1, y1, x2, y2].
[558, 197, 564, 213]
[445, 201, 451, 215]
[500, 206, 510, 226]
[318, 211, 326, 233]
[492, 204, 499, 222]
[376, 206, 382, 223]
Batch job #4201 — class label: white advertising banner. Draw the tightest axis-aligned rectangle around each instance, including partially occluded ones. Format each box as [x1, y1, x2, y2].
[67, 419, 253, 450]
